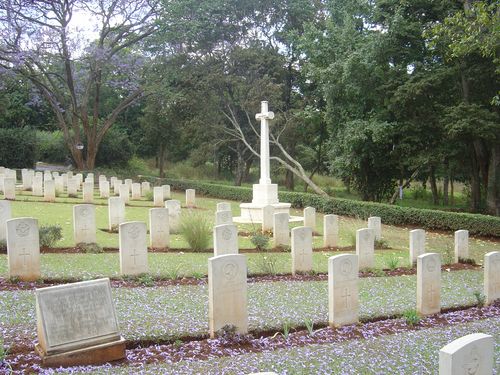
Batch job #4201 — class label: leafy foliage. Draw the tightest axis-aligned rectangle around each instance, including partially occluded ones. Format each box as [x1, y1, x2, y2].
[179, 212, 211, 251]
[39, 225, 63, 248]
[0, 128, 36, 168]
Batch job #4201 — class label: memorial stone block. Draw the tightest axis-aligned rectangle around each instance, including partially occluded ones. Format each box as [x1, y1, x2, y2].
[33, 174, 43, 196]
[356, 228, 374, 269]
[273, 212, 290, 247]
[43, 179, 56, 202]
[54, 176, 64, 194]
[165, 200, 181, 233]
[67, 177, 78, 197]
[484, 251, 500, 305]
[119, 221, 148, 275]
[162, 184, 171, 199]
[439, 333, 493, 375]
[153, 186, 164, 207]
[213, 224, 238, 256]
[185, 189, 195, 208]
[417, 253, 441, 316]
[82, 182, 94, 203]
[73, 204, 96, 245]
[131, 183, 141, 200]
[99, 175, 107, 183]
[119, 184, 129, 204]
[149, 208, 170, 248]
[215, 210, 233, 226]
[323, 214, 339, 248]
[141, 181, 150, 196]
[6, 217, 40, 281]
[113, 179, 122, 196]
[99, 180, 110, 198]
[208, 254, 248, 338]
[410, 229, 425, 265]
[0, 200, 12, 242]
[261, 205, 274, 232]
[216, 202, 231, 212]
[3, 177, 15, 200]
[454, 230, 469, 263]
[303, 206, 316, 231]
[108, 197, 125, 231]
[291, 226, 313, 275]
[328, 254, 359, 327]
[368, 216, 382, 240]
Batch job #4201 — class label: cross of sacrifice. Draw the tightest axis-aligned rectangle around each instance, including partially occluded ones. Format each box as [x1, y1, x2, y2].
[255, 101, 274, 185]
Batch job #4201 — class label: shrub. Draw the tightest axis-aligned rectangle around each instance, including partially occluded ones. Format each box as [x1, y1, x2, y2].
[473, 291, 485, 307]
[77, 243, 103, 254]
[402, 309, 421, 326]
[157, 179, 500, 237]
[254, 253, 279, 275]
[250, 233, 270, 250]
[39, 225, 63, 248]
[35, 130, 68, 163]
[375, 238, 390, 249]
[0, 128, 36, 168]
[95, 128, 134, 167]
[144, 190, 154, 201]
[179, 212, 211, 251]
[385, 254, 399, 270]
[0, 240, 6, 254]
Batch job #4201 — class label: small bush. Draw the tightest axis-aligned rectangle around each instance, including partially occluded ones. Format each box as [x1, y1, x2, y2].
[77, 243, 103, 254]
[0, 128, 36, 168]
[403, 309, 421, 326]
[35, 130, 68, 163]
[458, 257, 476, 265]
[375, 238, 390, 249]
[137, 273, 155, 287]
[250, 233, 270, 251]
[386, 254, 399, 270]
[179, 212, 211, 251]
[39, 225, 63, 248]
[144, 190, 154, 201]
[95, 128, 134, 167]
[442, 245, 454, 265]
[254, 253, 279, 275]
[473, 291, 485, 307]
[0, 240, 6, 254]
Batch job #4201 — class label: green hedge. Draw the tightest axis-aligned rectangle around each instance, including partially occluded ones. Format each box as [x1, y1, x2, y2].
[0, 128, 36, 168]
[153, 178, 500, 237]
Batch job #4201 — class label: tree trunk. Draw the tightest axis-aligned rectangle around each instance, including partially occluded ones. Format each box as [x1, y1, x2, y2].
[443, 158, 449, 206]
[429, 166, 439, 205]
[285, 169, 294, 191]
[486, 143, 500, 215]
[470, 147, 482, 212]
[450, 173, 454, 205]
[158, 144, 165, 178]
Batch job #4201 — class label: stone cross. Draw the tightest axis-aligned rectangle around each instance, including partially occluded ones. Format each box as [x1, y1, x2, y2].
[255, 101, 274, 185]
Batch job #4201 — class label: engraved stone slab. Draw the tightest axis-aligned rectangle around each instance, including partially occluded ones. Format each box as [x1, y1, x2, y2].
[119, 184, 129, 204]
[73, 204, 96, 245]
[0, 200, 12, 241]
[410, 229, 425, 265]
[417, 253, 441, 316]
[67, 177, 78, 197]
[291, 226, 313, 275]
[165, 200, 181, 233]
[261, 205, 274, 232]
[33, 172, 44, 196]
[356, 228, 374, 269]
[215, 210, 233, 226]
[141, 181, 150, 196]
[35, 278, 122, 356]
[149, 208, 170, 248]
[439, 333, 493, 375]
[214, 224, 238, 256]
[367, 216, 382, 240]
[22, 169, 33, 191]
[323, 214, 339, 248]
[303, 206, 316, 231]
[99, 181, 110, 198]
[153, 186, 164, 207]
[82, 182, 94, 203]
[273, 212, 289, 247]
[454, 229, 469, 262]
[44, 171, 52, 181]
[131, 183, 141, 200]
[43, 179, 56, 202]
[328, 254, 359, 327]
[110, 176, 117, 187]
[124, 179, 132, 188]
[3, 177, 15, 200]
[119, 221, 148, 275]
[216, 202, 231, 212]
[86, 173, 94, 185]
[208, 254, 248, 338]
[162, 184, 171, 199]
[99, 175, 107, 183]
[108, 197, 125, 231]
[54, 176, 64, 194]
[7, 217, 40, 281]
[75, 173, 83, 187]
[186, 189, 195, 208]
[113, 179, 122, 195]
[484, 251, 500, 305]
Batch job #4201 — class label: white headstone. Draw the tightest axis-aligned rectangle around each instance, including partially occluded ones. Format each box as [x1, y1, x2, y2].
[99, 180, 110, 198]
[484, 251, 500, 305]
[124, 178, 132, 188]
[33, 174, 44, 196]
[82, 182, 94, 203]
[86, 173, 94, 185]
[99, 175, 107, 183]
[43, 179, 56, 202]
[356, 228, 374, 269]
[208, 254, 248, 338]
[213, 224, 238, 256]
[367, 216, 382, 240]
[113, 179, 122, 195]
[131, 183, 141, 200]
[0, 174, 4, 194]
[165, 200, 181, 233]
[141, 181, 150, 196]
[73, 204, 96, 245]
[67, 177, 78, 197]
[185, 189, 195, 208]
[6, 217, 40, 281]
[409, 229, 425, 265]
[54, 176, 64, 194]
[119, 221, 148, 275]
[454, 230, 469, 262]
[35, 278, 125, 360]
[22, 169, 33, 191]
[75, 173, 83, 187]
[3, 177, 15, 200]
[0, 200, 12, 242]
[216, 202, 231, 212]
[215, 210, 233, 226]
[303, 206, 316, 231]
[149, 208, 170, 249]
[162, 184, 171, 199]
[261, 205, 274, 232]
[291, 226, 313, 275]
[273, 212, 289, 247]
[44, 171, 52, 181]
[108, 197, 125, 231]
[439, 333, 493, 375]
[328, 254, 359, 327]
[153, 186, 164, 207]
[110, 176, 117, 187]
[119, 184, 129, 204]
[417, 253, 441, 316]
[323, 214, 339, 248]
[62, 173, 68, 188]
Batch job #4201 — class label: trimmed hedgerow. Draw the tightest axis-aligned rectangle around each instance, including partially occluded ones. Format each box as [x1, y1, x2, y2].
[151, 178, 500, 237]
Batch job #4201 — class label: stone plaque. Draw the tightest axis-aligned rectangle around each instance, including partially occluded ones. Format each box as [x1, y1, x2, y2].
[291, 226, 313, 275]
[356, 228, 374, 269]
[303, 206, 316, 231]
[165, 200, 181, 233]
[323, 214, 339, 248]
[273, 212, 289, 247]
[208, 254, 248, 338]
[439, 333, 493, 375]
[73, 204, 96, 245]
[36, 278, 121, 356]
[409, 229, 425, 265]
[417, 253, 441, 316]
[454, 229, 469, 263]
[367, 216, 381, 240]
[119, 221, 148, 275]
[328, 254, 359, 327]
[6, 217, 40, 281]
[484, 251, 500, 305]
[108, 197, 125, 231]
[213, 224, 238, 256]
[0, 199, 12, 242]
[149, 208, 170, 248]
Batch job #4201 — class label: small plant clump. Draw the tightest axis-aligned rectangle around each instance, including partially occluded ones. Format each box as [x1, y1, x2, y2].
[402, 309, 421, 326]
[255, 253, 279, 276]
[304, 318, 314, 336]
[250, 232, 270, 251]
[442, 245, 454, 265]
[385, 254, 399, 270]
[144, 190, 154, 201]
[0, 240, 6, 254]
[458, 257, 477, 265]
[39, 225, 63, 248]
[375, 238, 390, 249]
[77, 243, 103, 254]
[215, 325, 253, 345]
[137, 274, 155, 287]
[179, 212, 211, 251]
[473, 291, 485, 307]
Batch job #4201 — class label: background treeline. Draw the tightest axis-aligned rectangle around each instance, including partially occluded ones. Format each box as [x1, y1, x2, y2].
[0, 0, 498, 215]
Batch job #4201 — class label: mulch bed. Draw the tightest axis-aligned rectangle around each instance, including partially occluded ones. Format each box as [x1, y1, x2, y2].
[0, 263, 480, 291]
[2, 301, 499, 374]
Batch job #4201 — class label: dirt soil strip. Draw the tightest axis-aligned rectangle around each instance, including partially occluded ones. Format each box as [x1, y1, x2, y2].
[0, 263, 479, 291]
[2, 302, 499, 374]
